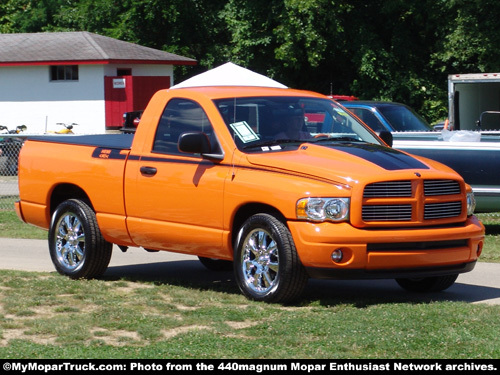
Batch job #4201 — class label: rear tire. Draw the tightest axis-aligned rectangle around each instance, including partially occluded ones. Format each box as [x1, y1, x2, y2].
[49, 199, 112, 279]
[395, 274, 458, 293]
[234, 213, 308, 303]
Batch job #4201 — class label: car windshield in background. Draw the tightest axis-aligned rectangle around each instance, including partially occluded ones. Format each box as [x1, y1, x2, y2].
[214, 97, 381, 152]
[378, 104, 433, 132]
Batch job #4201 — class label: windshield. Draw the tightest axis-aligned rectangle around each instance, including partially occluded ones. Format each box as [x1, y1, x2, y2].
[378, 104, 433, 132]
[214, 97, 382, 152]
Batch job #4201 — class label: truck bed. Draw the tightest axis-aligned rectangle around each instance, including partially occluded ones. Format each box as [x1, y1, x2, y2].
[28, 133, 134, 150]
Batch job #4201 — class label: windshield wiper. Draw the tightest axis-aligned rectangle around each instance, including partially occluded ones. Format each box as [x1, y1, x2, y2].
[241, 139, 305, 149]
[310, 136, 364, 144]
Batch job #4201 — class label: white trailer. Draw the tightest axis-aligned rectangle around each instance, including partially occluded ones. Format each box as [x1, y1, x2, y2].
[448, 72, 500, 131]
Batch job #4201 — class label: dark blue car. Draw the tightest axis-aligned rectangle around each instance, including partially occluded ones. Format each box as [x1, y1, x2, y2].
[342, 101, 434, 132]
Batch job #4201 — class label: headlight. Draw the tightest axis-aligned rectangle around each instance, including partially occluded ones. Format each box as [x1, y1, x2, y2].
[297, 197, 350, 222]
[466, 191, 476, 216]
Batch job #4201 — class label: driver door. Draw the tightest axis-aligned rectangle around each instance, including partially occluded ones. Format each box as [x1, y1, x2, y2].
[124, 98, 228, 258]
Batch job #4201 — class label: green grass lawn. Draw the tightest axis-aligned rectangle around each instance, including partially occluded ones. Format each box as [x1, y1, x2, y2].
[476, 213, 500, 263]
[0, 269, 499, 359]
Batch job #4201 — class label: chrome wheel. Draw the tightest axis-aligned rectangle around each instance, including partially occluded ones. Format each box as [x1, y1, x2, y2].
[54, 212, 86, 272]
[49, 199, 112, 279]
[240, 228, 280, 295]
[234, 213, 308, 303]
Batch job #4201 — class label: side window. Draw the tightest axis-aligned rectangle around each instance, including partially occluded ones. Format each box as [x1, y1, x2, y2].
[349, 108, 386, 132]
[153, 98, 221, 156]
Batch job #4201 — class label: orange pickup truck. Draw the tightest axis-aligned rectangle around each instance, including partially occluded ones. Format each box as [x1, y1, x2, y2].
[15, 85, 485, 303]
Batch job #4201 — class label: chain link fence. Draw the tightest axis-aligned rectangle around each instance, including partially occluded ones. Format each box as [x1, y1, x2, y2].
[0, 135, 26, 211]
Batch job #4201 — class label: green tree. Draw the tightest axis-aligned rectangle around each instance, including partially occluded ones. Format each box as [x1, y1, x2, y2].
[219, 0, 283, 80]
[69, 0, 228, 79]
[347, 0, 449, 120]
[220, 0, 354, 93]
[272, 0, 353, 92]
[431, 0, 500, 73]
[0, 0, 64, 33]
[48, 0, 123, 34]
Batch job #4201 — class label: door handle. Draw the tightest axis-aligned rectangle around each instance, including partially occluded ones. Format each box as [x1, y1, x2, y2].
[140, 166, 157, 176]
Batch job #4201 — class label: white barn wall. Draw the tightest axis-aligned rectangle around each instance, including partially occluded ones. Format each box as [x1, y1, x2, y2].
[0, 65, 106, 134]
[0, 64, 174, 134]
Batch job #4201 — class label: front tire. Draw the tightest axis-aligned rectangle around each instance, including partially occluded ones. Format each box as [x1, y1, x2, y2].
[395, 274, 458, 293]
[49, 199, 112, 279]
[234, 214, 308, 303]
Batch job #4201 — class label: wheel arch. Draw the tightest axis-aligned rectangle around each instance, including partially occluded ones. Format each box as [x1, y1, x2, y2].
[50, 183, 93, 216]
[231, 203, 287, 248]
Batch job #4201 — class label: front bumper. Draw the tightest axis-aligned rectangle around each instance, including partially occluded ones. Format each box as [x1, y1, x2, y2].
[288, 215, 485, 280]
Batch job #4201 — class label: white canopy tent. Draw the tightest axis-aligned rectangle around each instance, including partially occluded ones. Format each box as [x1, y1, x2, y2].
[170, 62, 287, 89]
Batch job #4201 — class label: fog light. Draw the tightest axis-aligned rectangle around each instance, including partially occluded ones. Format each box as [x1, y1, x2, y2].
[477, 243, 483, 257]
[331, 249, 343, 262]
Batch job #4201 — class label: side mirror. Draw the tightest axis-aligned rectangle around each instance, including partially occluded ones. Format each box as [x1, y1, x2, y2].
[178, 132, 211, 154]
[378, 130, 393, 147]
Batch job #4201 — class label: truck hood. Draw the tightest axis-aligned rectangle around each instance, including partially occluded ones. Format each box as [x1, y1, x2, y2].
[245, 143, 430, 186]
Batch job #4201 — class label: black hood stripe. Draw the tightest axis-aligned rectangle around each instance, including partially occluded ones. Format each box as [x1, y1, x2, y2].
[329, 144, 429, 170]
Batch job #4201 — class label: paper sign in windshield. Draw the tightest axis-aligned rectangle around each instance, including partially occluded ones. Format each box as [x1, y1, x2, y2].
[230, 121, 259, 143]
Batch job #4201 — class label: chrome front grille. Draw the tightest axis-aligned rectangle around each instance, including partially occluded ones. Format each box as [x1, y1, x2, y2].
[362, 204, 412, 221]
[363, 180, 412, 197]
[362, 179, 463, 223]
[424, 201, 462, 219]
[424, 180, 461, 196]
